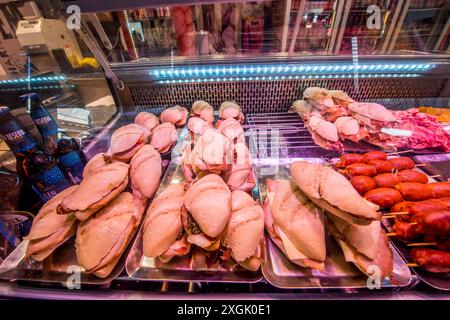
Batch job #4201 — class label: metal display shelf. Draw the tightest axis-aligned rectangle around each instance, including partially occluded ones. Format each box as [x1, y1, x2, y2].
[0, 281, 449, 300]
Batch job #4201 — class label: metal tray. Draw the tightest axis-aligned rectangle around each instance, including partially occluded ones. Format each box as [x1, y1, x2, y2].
[254, 158, 412, 289]
[0, 111, 182, 286]
[125, 157, 263, 283]
[330, 154, 450, 291]
[0, 236, 131, 285]
[378, 166, 450, 291]
[412, 153, 450, 181]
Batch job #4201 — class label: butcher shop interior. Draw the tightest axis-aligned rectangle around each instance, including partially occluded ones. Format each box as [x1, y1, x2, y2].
[0, 0, 449, 301]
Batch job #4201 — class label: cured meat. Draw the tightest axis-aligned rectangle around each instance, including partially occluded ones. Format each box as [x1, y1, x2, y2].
[335, 153, 366, 168]
[374, 173, 403, 188]
[342, 163, 377, 177]
[350, 176, 376, 195]
[364, 188, 403, 208]
[388, 157, 416, 171]
[367, 160, 393, 174]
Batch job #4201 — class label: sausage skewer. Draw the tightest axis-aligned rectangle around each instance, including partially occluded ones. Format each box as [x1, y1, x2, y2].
[407, 242, 437, 247]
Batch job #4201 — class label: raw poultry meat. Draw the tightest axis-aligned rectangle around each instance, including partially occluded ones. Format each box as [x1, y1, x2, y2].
[106, 124, 150, 162]
[263, 179, 326, 270]
[217, 117, 244, 141]
[290, 161, 381, 224]
[334, 116, 370, 143]
[222, 141, 255, 192]
[306, 116, 343, 151]
[222, 190, 264, 271]
[348, 102, 397, 128]
[290, 87, 402, 151]
[326, 214, 393, 279]
[183, 174, 232, 250]
[328, 90, 355, 107]
[25, 186, 79, 261]
[135, 112, 159, 132]
[143, 184, 188, 261]
[76, 192, 143, 278]
[303, 87, 335, 111]
[160, 105, 189, 127]
[187, 116, 213, 138]
[182, 129, 232, 179]
[192, 100, 214, 124]
[218, 101, 244, 124]
[393, 108, 450, 152]
[150, 122, 178, 153]
[83, 153, 107, 177]
[129, 145, 162, 200]
[57, 162, 129, 221]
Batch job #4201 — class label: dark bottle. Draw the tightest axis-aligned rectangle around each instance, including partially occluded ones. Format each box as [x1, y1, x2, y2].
[23, 151, 71, 202]
[20, 93, 58, 156]
[57, 138, 87, 185]
[9, 107, 43, 150]
[0, 106, 38, 177]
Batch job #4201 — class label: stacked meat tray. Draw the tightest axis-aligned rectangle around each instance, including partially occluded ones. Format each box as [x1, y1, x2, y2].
[1, 91, 449, 295]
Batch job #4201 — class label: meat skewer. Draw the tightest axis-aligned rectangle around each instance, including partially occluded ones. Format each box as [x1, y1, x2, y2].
[364, 187, 403, 208]
[388, 210, 450, 242]
[395, 182, 450, 201]
[409, 248, 450, 273]
[339, 163, 377, 177]
[388, 157, 416, 171]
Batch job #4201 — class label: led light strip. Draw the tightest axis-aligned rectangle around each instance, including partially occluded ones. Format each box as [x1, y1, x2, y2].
[0, 75, 66, 85]
[0, 84, 75, 92]
[149, 63, 435, 79]
[156, 73, 420, 84]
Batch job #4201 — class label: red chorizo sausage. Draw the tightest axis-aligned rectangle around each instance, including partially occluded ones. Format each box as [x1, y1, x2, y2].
[367, 160, 393, 174]
[410, 248, 450, 273]
[393, 221, 419, 241]
[388, 157, 416, 170]
[427, 182, 450, 198]
[374, 173, 402, 188]
[411, 210, 450, 236]
[391, 201, 413, 213]
[350, 176, 376, 195]
[335, 153, 365, 168]
[344, 163, 377, 177]
[364, 187, 403, 207]
[363, 151, 387, 161]
[395, 182, 434, 201]
[396, 170, 428, 184]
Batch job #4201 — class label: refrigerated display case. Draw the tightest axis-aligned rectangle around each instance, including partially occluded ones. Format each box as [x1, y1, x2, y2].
[0, 0, 450, 299]
[388, 0, 450, 53]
